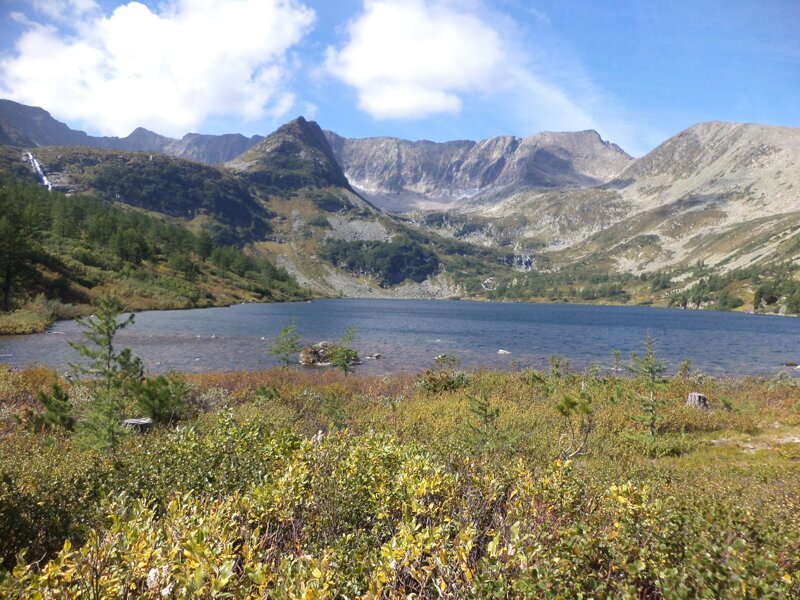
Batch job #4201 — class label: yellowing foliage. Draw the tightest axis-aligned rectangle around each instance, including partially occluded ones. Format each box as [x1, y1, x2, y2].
[0, 368, 799, 597]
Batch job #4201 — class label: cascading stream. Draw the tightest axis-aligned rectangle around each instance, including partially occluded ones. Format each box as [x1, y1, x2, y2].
[24, 151, 52, 191]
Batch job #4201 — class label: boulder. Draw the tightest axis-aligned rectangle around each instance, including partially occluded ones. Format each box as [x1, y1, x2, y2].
[123, 417, 153, 433]
[686, 392, 709, 410]
[299, 341, 362, 366]
[300, 341, 337, 365]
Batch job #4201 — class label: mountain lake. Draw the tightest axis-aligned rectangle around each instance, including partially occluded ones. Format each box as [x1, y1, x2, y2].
[1, 299, 799, 377]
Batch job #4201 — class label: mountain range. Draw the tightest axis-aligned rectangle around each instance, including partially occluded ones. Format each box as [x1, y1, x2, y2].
[1, 98, 798, 311]
[324, 129, 631, 211]
[448, 121, 800, 272]
[0, 99, 264, 164]
[1, 99, 631, 210]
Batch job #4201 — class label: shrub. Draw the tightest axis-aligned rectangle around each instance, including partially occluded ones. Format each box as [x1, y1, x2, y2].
[137, 371, 189, 425]
[29, 383, 75, 432]
[621, 432, 698, 458]
[1, 369, 800, 596]
[417, 354, 470, 393]
[329, 328, 359, 377]
[417, 369, 470, 393]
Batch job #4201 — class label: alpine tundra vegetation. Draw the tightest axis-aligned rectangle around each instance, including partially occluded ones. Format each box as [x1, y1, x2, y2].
[1, 346, 799, 597]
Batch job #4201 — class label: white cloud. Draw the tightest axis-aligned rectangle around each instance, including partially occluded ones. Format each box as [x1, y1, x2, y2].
[32, 0, 99, 22]
[324, 0, 659, 154]
[1, 0, 316, 136]
[325, 0, 504, 119]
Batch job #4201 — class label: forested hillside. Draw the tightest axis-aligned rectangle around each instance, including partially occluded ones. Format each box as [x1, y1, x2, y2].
[23, 146, 273, 243]
[0, 175, 310, 334]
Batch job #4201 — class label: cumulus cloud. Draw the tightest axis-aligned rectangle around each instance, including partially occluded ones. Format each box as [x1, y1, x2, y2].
[0, 0, 316, 136]
[323, 0, 651, 150]
[325, 0, 504, 119]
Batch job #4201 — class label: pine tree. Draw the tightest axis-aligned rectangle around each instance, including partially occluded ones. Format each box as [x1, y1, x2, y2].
[69, 294, 143, 460]
[195, 230, 214, 262]
[269, 319, 303, 367]
[555, 379, 594, 460]
[0, 196, 36, 312]
[31, 384, 75, 432]
[137, 372, 188, 425]
[464, 392, 501, 451]
[79, 386, 129, 461]
[69, 294, 141, 390]
[627, 336, 667, 436]
[329, 327, 359, 376]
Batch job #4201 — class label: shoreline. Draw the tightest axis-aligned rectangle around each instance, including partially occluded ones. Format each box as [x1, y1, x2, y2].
[3, 287, 795, 337]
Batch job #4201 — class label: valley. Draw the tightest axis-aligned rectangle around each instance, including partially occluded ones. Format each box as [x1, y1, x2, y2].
[1, 99, 798, 325]
[0, 3, 798, 596]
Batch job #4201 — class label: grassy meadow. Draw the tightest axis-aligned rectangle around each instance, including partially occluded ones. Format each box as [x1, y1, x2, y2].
[0, 356, 799, 598]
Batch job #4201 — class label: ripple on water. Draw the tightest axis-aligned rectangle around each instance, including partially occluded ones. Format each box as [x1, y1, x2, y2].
[0, 299, 798, 376]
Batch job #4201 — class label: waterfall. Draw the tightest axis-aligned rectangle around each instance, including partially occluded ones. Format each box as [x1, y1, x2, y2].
[24, 151, 53, 191]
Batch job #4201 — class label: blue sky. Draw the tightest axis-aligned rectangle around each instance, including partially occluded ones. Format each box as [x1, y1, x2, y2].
[0, 0, 798, 156]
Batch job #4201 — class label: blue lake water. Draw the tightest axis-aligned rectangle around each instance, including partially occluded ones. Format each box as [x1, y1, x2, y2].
[1, 299, 799, 376]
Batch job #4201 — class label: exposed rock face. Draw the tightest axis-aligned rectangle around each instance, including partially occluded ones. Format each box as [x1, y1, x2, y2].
[111, 127, 174, 152]
[324, 215, 391, 242]
[611, 122, 800, 214]
[456, 121, 800, 273]
[0, 99, 98, 147]
[227, 117, 354, 192]
[164, 133, 263, 164]
[0, 99, 263, 164]
[324, 129, 632, 211]
[6, 96, 800, 282]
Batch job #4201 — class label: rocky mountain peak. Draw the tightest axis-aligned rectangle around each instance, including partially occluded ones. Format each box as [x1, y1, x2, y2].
[617, 120, 800, 183]
[226, 116, 352, 191]
[325, 128, 632, 211]
[118, 127, 172, 152]
[0, 98, 93, 147]
[270, 116, 338, 158]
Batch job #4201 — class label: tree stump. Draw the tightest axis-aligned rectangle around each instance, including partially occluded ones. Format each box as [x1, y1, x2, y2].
[686, 392, 709, 410]
[123, 417, 153, 433]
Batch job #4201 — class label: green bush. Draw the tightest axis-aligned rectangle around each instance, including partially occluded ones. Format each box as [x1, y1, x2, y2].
[416, 368, 470, 393]
[137, 372, 189, 425]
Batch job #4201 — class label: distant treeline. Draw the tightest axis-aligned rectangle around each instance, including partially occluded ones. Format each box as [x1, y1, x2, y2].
[320, 236, 440, 286]
[482, 261, 800, 314]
